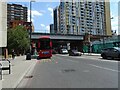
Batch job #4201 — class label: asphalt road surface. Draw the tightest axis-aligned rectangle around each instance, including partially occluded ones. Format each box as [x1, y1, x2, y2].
[17, 54, 119, 88]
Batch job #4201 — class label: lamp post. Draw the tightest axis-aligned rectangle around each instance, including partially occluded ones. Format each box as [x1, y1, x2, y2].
[88, 18, 92, 54]
[97, 11, 105, 49]
[100, 11, 105, 48]
[111, 17, 114, 35]
[26, 0, 35, 60]
[30, 0, 35, 55]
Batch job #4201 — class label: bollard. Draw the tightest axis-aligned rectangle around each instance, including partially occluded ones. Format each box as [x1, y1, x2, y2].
[26, 53, 31, 60]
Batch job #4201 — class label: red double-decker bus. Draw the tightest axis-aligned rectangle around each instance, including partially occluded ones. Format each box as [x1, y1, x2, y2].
[37, 36, 52, 58]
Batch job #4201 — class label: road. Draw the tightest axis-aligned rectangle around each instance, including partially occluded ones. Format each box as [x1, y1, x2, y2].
[17, 54, 119, 88]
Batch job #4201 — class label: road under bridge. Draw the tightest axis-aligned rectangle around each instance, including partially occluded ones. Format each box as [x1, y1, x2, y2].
[31, 33, 84, 52]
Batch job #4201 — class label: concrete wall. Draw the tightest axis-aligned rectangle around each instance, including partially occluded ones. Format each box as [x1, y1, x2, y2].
[0, 1, 7, 47]
[105, 0, 112, 36]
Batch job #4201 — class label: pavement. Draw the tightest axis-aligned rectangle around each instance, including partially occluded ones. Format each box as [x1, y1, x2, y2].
[0, 53, 101, 89]
[82, 53, 101, 56]
[1, 55, 37, 89]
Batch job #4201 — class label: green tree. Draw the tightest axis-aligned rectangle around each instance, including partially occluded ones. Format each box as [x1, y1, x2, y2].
[7, 26, 30, 55]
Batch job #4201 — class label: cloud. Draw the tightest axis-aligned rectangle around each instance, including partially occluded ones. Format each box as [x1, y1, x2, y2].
[28, 10, 43, 17]
[111, 12, 118, 34]
[28, 10, 43, 22]
[48, 7, 53, 17]
[46, 25, 50, 33]
[46, 25, 50, 31]
[48, 8, 53, 12]
[39, 24, 50, 33]
[41, 24, 45, 27]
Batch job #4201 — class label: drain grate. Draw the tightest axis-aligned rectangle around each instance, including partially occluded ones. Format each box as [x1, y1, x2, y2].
[24, 75, 33, 79]
[62, 69, 76, 73]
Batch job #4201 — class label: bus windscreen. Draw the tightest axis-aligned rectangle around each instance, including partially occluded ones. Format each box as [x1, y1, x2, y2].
[39, 39, 51, 50]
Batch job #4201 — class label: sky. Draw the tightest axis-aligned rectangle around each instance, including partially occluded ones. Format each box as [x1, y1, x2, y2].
[8, 0, 120, 34]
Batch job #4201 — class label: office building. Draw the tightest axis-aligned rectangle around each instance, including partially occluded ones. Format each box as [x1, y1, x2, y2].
[50, 24, 54, 34]
[55, 0, 112, 36]
[7, 4, 27, 28]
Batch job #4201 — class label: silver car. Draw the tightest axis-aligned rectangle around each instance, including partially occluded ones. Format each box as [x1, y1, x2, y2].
[101, 47, 120, 60]
[60, 49, 68, 54]
[69, 49, 82, 56]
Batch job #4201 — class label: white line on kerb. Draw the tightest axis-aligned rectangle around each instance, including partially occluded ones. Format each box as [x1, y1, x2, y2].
[89, 64, 120, 72]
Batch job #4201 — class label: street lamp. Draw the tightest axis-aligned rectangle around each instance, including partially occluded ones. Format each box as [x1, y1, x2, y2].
[100, 11, 105, 48]
[30, 0, 35, 55]
[111, 17, 114, 34]
[97, 11, 105, 49]
[88, 19, 92, 54]
[26, 0, 35, 60]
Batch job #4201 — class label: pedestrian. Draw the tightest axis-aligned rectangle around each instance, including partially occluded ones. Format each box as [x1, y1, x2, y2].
[12, 49, 15, 60]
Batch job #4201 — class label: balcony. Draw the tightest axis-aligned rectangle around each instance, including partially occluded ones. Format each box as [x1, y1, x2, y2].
[81, 13, 85, 16]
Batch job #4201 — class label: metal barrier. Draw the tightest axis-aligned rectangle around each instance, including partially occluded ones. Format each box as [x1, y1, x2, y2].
[0, 59, 11, 80]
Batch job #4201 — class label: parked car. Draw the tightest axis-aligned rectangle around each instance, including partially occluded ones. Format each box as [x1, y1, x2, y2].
[69, 49, 82, 56]
[60, 49, 68, 54]
[101, 47, 120, 59]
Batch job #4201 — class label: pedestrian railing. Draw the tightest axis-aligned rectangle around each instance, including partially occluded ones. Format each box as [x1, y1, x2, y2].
[0, 59, 11, 80]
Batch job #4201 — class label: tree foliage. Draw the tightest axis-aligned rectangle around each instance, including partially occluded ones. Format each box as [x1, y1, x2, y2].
[7, 26, 30, 55]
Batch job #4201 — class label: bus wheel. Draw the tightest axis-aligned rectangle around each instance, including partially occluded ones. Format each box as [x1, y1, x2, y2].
[37, 56, 40, 60]
[49, 57, 51, 59]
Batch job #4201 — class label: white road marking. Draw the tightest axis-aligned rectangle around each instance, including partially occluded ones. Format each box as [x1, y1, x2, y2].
[89, 64, 120, 72]
[53, 55, 119, 73]
[56, 54, 69, 56]
[75, 56, 119, 63]
[77, 56, 119, 62]
[56, 54, 119, 63]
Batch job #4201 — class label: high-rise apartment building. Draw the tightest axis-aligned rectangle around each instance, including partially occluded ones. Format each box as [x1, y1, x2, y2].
[55, 0, 112, 36]
[59, 1, 78, 34]
[7, 4, 27, 28]
[54, 6, 60, 34]
[50, 24, 54, 34]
